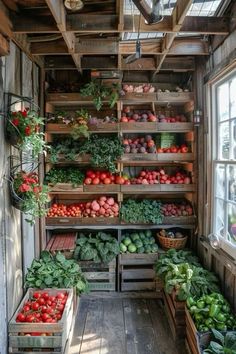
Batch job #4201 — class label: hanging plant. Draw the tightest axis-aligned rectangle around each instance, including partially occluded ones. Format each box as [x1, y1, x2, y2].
[10, 169, 49, 225]
[80, 80, 120, 111]
[7, 109, 48, 156]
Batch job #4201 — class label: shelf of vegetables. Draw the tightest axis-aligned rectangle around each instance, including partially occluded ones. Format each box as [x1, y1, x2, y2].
[43, 82, 197, 295]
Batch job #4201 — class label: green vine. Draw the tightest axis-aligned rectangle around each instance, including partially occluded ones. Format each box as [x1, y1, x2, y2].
[80, 80, 120, 111]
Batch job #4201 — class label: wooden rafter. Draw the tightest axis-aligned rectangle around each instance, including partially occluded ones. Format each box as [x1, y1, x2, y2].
[31, 37, 209, 56]
[11, 14, 229, 35]
[45, 0, 81, 71]
[154, 0, 193, 74]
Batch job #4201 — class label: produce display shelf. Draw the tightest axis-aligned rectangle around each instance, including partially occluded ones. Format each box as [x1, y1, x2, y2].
[121, 153, 194, 163]
[48, 183, 195, 194]
[46, 122, 194, 134]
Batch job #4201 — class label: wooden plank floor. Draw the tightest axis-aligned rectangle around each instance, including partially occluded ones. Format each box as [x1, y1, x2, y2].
[69, 295, 187, 354]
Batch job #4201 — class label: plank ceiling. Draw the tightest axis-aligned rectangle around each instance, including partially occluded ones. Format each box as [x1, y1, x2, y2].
[0, 0, 235, 73]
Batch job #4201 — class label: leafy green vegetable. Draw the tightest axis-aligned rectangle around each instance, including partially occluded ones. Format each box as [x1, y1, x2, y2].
[25, 251, 88, 294]
[120, 199, 163, 224]
[45, 167, 84, 187]
[163, 262, 219, 301]
[155, 248, 200, 277]
[74, 232, 119, 263]
[49, 138, 83, 163]
[79, 135, 123, 173]
[204, 329, 236, 352]
[80, 80, 120, 111]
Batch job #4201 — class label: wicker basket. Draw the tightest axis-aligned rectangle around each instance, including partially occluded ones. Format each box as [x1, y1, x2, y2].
[157, 234, 187, 250]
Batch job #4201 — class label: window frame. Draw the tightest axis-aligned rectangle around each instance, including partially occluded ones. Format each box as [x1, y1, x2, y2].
[210, 68, 236, 258]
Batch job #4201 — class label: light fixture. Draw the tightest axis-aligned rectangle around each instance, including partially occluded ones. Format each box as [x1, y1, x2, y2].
[208, 233, 221, 250]
[131, 0, 164, 25]
[64, 0, 84, 11]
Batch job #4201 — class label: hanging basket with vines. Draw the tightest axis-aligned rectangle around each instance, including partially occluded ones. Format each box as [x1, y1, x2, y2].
[8, 157, 50, 225]
[6, 98, 48, 156]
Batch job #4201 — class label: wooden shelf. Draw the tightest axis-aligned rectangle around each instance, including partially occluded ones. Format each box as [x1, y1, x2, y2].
[46, 122, 194, 134]
[121, 153, 194, 163]
[46, 93, 94, 106]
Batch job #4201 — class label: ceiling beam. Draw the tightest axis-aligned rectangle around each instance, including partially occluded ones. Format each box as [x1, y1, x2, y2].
[11, 13, 229, 35]
[31, 38, 68, 55]
[0, 32, 10, 56]
[32, 37, 209, 56]
[45, 0, 81, 71]
[44, 56, 76, 70]
[155, 0, 193, 74]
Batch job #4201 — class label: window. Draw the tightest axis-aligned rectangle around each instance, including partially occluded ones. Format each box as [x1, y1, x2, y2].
[211, 70, 236, 258]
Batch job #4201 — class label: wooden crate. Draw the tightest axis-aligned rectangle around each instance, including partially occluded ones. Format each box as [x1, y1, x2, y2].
[157, 92, 194, 103]
[121, 153, 158, 162]
[119, 253, 162, 292]
[49, 183, 83, 193]
[120, 122, 157, 132]
[185, 307, 201, 354]
[88, 122, 118, 132]
[121, 92, 156, 102]
[45, 216, 119, 226]
[163, 290, 186, 341]
[78, 259, 116, 291]
[8, 288, 74, 354]
[83, 184, 120, 193]
[156, 122, 194, 132]
[46, 232, 77, 258]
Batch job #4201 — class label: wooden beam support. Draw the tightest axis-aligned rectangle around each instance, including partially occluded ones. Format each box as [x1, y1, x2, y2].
[76, 39, 118, 55]
[0, 7, 13, 37]
[67, 14, 119, 33]
[168, 39, 209, 55]
[31, 38, 68, 55]
[155, 0, 193, 73]
[118, 0, 124, 31]
[12, 14, 59, 33]
[45, 0, 81, 71]
[122, 58, 156, 71]
[81, 56, 117, 69]
[44, 56, 76, 70]
[160, 57, 195, 71]
[0, 33, 9, 56]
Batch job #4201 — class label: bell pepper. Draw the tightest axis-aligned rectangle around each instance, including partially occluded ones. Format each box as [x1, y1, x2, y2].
[209, 303, 220, 317]
[186, 297, 195, 308]
[216, 313, 226, 322]
[196, 300, 205, 309]
[190, 305, 198, 314]
[205, 295, 214, 305]
[216, 323, 227, 331]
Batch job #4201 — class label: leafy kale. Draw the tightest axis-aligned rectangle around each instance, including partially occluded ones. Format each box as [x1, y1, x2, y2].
[25, 251, 88, 294]
[45, 167, 84, 187]
[203, 329, 236, 354]
[74, 232, 119, 263]
[120, 199, 163, 224]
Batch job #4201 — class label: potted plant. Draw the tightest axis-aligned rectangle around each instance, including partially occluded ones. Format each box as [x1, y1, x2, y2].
[7, 109, 47, 156]
[10, 170, 49, 225]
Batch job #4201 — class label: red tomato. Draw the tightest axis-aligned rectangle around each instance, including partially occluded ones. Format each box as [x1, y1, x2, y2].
[103, 178, 111, 184]
[31, 302, 40, 311]
[41, 306, 48, 313]
[37, 298, 45, 305]
[46, 300, 52, 306]
[42, 313, 51, 322]
[56, 304, 64, 312]
[45, 308, 53, 315]
[33, 292, 41, 299]
[100, 173, 107, 180]
[56, 292, 65, 300]
[55, 313, 62, 320]
[23, 305, 30, 312]
[25, 314, 35, 322]
[92, 177, 100, 185]
[42, 292, 49, 300]
[86, 170, 94, 178]
[16, 313, 25, 322]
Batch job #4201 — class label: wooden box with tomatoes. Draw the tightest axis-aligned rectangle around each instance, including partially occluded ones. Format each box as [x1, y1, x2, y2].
[8, 288, 74, 353]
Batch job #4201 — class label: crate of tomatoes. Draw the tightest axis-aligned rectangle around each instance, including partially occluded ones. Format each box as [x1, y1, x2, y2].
[8, 288, 74, 353]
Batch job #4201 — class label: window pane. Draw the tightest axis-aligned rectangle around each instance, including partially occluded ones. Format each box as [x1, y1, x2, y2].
[227, 203, 236, 245]
[217, 82, 229, 121]
[214, 198, 225, 237]
[228, 165, 236, 202]
[218, 121, 230, 159]
[215, 164, 225, 199]
[230, 77, 236, 118]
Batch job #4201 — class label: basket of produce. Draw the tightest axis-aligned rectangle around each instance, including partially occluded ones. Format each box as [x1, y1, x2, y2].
[156, 229, 187, 250]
